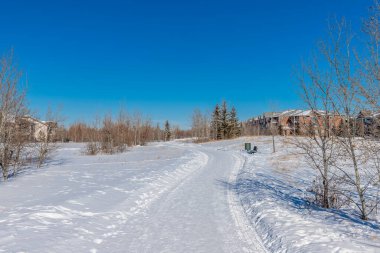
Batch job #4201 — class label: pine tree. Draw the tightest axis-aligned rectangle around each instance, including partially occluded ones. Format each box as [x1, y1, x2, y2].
[228, 106, 241, 138]
[164, 120, 171, 141]
[210, 104, 222, 140]
[220, 101, 228, 139]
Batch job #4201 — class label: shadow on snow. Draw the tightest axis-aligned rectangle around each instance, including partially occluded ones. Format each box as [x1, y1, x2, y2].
[217, 171, 380, 231]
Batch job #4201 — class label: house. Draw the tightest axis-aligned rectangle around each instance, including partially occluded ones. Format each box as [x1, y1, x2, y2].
[17, 116, 57, 141]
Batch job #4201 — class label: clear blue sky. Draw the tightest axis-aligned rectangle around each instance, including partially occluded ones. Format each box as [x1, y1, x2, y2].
[0, 0, 370, 128]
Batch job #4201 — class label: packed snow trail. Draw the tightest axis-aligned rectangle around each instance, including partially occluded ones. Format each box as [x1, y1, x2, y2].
[0, 142, 266, 252]
[113, 143, 267, 252]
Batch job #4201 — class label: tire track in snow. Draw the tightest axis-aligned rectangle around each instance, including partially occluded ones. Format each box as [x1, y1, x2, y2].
[93, 146, 209, 251]
[123, 146, 210, 251]
[117, 148, 209, 219]
[228, 153, 268, 253]
[122, 142, 268, 253]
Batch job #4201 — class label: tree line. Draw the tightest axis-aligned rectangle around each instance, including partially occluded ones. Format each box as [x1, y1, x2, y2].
[55, 116, 187, 155]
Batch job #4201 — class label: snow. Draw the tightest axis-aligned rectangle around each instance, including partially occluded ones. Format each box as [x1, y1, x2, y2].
[0, 141, 266, 252]
[0, 138, 379, 252]
[229, 136, 380, 253]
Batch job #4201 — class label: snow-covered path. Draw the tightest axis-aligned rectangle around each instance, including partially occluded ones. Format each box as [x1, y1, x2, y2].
[118, 144, 266, 253]
[0, 141, 266, 253]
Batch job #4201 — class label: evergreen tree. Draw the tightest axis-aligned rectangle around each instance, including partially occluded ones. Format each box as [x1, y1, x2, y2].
[228, 106, 241, 138]
[164, 120, 171, 141]
[210, 104, 222, 140]
[220, 101, 228, 139]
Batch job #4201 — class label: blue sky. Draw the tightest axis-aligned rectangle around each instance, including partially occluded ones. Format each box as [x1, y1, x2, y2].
[0, 0, 370, 128]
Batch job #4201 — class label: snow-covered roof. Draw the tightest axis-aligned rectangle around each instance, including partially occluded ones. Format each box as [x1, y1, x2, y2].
[21, 115, 46, 125]
[357, 110, 380, 118]
[263, 112, 281, 118]
[251, 109, 343, 121]
[279, 109, 305, 117]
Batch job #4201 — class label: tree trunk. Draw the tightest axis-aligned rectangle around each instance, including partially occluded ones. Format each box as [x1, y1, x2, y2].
[349, 138, 368, 220]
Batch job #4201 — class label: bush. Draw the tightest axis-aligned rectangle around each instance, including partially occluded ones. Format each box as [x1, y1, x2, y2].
[86, 142, 99, 155]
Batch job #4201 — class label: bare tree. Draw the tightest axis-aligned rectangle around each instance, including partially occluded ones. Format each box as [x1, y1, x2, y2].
[82, 109, 161, 154]
[132, 112, 142, 146]
[320, 19, 374, 220]
[191, 109, 210, 142]
[35, 106, 61, 167]
[153, 123, 162, 141]
[296, 54, 340, 208]
[100, 114, 117, 154]
[360, 0, 380, 111]
[359, 0, 380, 215]
[140, 119, 154, 145]
[85, 116, 101, 155]
[0, 50, 29, 180]
[295, 15, 380, 219]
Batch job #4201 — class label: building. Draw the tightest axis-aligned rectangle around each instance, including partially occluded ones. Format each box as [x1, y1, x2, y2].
[356, 110, 380, 137]
[17, 116, 57, 141]
[247, 109, 344, 136]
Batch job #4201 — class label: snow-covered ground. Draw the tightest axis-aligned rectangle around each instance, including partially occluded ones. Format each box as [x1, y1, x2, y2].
[1, 137, 379, 252]
[224, 136, 380, 253]
[0, 141, 265, 252]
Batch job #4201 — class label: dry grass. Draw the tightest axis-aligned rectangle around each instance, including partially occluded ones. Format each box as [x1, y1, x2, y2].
[270, 137, 303, 173]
